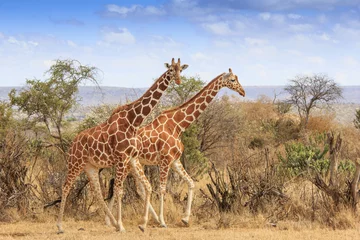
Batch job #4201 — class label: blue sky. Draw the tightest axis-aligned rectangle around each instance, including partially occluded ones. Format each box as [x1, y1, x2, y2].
[0, 0, 360, 87]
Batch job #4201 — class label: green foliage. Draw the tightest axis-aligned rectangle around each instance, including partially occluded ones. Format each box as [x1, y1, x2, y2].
[278, 140, 329, 178]
[181, 123, 208, 179]
[354, 109, 360, 129]
[76, 104, 115, 133]
[163, 75, 206, 106]
[0, 101, 13, 137]
[9, 59, 99, 153]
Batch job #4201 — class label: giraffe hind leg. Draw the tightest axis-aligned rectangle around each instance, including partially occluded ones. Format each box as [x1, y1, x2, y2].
[57, 162, 84, 234]
[84, 164, 121, 231]
[129, 159, 152, 232]
[133, 165, 160, 224]
[171, 159, 195, 226]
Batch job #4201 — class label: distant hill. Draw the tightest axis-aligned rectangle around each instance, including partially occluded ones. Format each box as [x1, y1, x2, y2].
[1, 85, 360, 105]
[1, 85, 359, 125]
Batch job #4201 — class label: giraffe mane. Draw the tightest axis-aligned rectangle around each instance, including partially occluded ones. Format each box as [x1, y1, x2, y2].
[162, 73, 225, 114]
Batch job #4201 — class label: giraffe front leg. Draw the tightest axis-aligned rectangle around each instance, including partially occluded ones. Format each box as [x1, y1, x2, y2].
[158, 164, 170, 228]
[113, 162, 130, 232]
[171, 159, 194, 226]
[105, 191, 115, 226]
[130, 158, 152, 232]
[134, 168, 160, 224]
[84, 164, 120, 231]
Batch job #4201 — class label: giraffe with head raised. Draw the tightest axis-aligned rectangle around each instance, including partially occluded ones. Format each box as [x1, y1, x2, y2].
[107, 68, 245, 227]
[56, 58, 188, 233]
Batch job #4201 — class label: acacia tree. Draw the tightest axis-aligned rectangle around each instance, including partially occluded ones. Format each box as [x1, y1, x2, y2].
[284, 74, 342, 128]
[9, 59, 99, 154]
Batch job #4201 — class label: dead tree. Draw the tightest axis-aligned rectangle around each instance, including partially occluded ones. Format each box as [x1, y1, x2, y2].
[327, 132, 342, 188]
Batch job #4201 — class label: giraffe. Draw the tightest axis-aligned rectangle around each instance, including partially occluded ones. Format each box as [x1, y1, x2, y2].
[56, 58, 188, 233]
[107, 68, 245, 227]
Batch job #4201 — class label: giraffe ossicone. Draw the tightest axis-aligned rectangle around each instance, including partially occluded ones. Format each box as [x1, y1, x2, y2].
[107, 68, 245, 228]
[56, 58, 188, 234]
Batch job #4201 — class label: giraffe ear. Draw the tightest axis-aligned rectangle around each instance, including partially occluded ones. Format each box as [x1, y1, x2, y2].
[181, 64, 189, 70]
[164, 63, 171, 69]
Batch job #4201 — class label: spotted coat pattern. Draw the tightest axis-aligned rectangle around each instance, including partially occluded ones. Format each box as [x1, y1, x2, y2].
[132, 68, 245, 227]
[56, 58, 188, 233]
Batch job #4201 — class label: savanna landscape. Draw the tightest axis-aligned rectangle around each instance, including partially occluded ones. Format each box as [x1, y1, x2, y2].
[1, 1, 360, 240]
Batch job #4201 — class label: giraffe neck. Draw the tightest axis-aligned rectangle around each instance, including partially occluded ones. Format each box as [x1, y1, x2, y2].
[165, 73, 224, 132]
[111, 70, 172, 127]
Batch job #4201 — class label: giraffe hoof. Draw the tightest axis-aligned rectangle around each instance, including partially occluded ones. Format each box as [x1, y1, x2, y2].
[138, 225, 145, 232]
[57, 230, 64, 235]
[116, 227, 126, 233]
[160, 223, 167, 228]
[181, 219, 189, 227]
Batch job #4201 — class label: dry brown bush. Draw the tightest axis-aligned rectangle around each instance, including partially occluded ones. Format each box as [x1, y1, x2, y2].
[306, 114, 335, 133]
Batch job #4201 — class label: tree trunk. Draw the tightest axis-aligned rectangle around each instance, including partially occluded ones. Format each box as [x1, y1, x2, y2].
[351, 159, 360, 211]
[327, 132, 342, 188]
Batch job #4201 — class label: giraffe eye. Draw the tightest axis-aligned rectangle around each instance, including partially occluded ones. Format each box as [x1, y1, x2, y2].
[230, 79, 235, 82]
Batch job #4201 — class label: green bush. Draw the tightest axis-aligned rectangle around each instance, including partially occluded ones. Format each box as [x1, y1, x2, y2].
[278, 141, 329, 178]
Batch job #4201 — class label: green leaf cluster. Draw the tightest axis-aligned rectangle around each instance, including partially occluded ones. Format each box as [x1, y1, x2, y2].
[278, 141, 329, 177]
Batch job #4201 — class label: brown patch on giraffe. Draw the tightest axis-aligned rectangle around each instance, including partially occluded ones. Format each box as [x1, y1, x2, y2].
[143, 106, 151, 116]
[142, 97, 151, 105]
[150, 100, 157, 106]
[175, 111, 186, 121]
[185, 104, 195, 115]
[185, 115, 194, 122]
[153, 91, 161, 99]
[127, 109, 136, 120]
[158, 82, 167, 91]
[108, 121, 117, 133]
[134, 104, 142, 115]
[193, 110, 201, 118]
[195, 97, 205, 104]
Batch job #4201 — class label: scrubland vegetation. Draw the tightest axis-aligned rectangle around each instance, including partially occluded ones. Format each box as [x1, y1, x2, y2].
[1, 60, 360, 238]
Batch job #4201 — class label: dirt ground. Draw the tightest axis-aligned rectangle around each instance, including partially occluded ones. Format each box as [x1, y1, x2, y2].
[0, 221, 359, 240]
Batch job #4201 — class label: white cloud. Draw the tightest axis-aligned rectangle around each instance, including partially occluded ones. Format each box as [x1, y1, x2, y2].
[105, 4, 165, 17]
[0, 32, 4, 39]
[333, 24, 360, 38]
[288, 13, 302, 20]
[149, 35, 182, 47]
[67, 40, 77, 47]
[213, 40, 233, 47]
[191, 52, 210, 61]
[259, 12, 271, 21]
[258, 13, 285, 24]
[245, 38, 268, 46]
[288, 24, 313, 32]
[6, 36, 38, 48]
[101, 28, 136, 45]
[202, 22, 233, 35]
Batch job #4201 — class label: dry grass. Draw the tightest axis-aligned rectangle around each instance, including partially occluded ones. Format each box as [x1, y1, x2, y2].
[0, 220, 360, 240]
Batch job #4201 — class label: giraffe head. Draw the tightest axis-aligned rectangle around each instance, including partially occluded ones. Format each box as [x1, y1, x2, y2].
[164, 58, 188, 85]
[221, 68, 245, 97]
